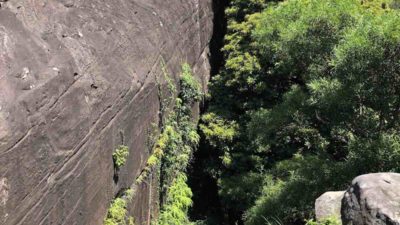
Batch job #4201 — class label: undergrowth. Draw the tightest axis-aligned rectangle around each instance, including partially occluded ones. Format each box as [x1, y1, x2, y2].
[104, 63, 202, 225]
[104, 189, 135, 225]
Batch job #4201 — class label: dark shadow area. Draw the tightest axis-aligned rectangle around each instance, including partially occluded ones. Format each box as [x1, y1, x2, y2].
[208, 0, 229, 77]
[188, 135, 225, 225]
[188, 0, 229, 224]
[113, 167, 119, 184]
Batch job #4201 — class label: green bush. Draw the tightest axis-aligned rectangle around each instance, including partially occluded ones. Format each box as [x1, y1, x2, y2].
[113, 145, 130, 169]
[180, 63, 202, 105]
[244, 154, 350, 224]
[157, 174, 193, 225]
[104, 198, 127, 225]
[104, 189, 135, 225]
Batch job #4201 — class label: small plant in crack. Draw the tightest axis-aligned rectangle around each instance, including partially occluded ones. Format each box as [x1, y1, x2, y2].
[113, 145, 130, 169]
[156, 58, 177, 128]
[179, 63, 202, 105]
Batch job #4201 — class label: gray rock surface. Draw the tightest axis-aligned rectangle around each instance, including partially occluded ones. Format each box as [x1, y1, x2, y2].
[315, 191, 345, 222]
[0, 0, 213, 224]
[342, 173, 400, 225]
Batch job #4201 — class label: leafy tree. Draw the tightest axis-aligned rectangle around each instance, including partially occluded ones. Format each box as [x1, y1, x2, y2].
[199, 0, 400, 224]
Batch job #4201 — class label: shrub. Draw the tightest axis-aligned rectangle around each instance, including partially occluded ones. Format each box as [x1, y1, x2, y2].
[179, 63, 202, 105]
[157, 174, 193, 225]
[104, 189, 135, 225]
[104, 198, 127, 225]
[113, 145, 129, 169]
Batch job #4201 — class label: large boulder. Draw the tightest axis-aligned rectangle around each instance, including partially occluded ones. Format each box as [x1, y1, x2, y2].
[315, 191, 345, 222]
[341, 173, 400, 225]
[0, 0, 213, 224]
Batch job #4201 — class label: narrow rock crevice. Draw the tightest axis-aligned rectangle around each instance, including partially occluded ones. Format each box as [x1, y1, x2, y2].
[209, 0, 229, 78]
[188, 0, 229, 224]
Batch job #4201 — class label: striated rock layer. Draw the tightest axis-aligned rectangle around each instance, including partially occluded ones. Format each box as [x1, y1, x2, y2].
[0, 0, 213, 224]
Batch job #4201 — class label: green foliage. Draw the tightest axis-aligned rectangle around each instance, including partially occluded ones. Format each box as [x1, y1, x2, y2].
[135, 63, 202, 225]
[104, 198, 127, 225]
[155, 64, 202, 225]
[347, 132, 400, 173]
[157, 174, 193, 225]
[157, 59, 177, 119]
[180, 63, 202, 105]
[162, 61, 177, 95]
[158, 65, 201, 194]
[136, 63, 202, 187]
[106, 63, 201, 225]
[200, 113, 238, 147]
[218, 172, 265, 212]
[104, 189, 135, 225]
[125, 188, 134, 201]
[243, 155, 350, 224]
[128, 217, 135, 225]
[152, 114, 198, 224]
[360, 0, 395, 13]
[113, 145, 129, 169]
[200, 0, 400, 224]
[306, 217, 341, 225]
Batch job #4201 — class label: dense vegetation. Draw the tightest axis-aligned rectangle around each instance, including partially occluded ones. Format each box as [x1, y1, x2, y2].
[104, 189, 135, 225]
[197, 0, 400, 224]
[156, 64, 202, 225]
[104, 64, 202, 225]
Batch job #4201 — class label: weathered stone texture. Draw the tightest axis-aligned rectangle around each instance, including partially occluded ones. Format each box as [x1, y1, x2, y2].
[342, 173, 400, 225]
[0, 0, 213, 224]
[315, 191, 345, 222]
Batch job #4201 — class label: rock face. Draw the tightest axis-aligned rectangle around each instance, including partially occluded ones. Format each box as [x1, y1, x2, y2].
[342, 173, 400, 225]
[315, 191, 345, 222]
[0, 0, 213, 224]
